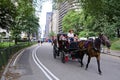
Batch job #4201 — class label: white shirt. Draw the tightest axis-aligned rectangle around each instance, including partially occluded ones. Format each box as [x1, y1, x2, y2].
[67, 33, 74, 38]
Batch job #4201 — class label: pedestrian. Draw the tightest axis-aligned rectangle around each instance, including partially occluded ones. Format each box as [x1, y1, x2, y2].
[38, 40, 41, 45]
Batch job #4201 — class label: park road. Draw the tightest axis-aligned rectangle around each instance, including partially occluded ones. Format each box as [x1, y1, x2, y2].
[4, 43, 120, 80]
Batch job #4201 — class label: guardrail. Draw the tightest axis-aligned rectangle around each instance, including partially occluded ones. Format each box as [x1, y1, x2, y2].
[0, 42, 35, 70]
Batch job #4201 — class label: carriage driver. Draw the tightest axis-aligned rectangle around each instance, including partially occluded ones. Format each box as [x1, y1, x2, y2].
[67, 29, 74, 43]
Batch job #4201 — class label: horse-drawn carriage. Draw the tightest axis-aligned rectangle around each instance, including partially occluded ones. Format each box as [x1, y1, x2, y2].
[53, 33, 81, 63]
[53, 33, 111, 74]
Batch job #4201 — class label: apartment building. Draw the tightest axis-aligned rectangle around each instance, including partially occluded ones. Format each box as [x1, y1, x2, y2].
[51, 10, 59, 34]
[58, 0, 80, 33]
[44, 0, 80, 38]
[44, 12, 53, 39]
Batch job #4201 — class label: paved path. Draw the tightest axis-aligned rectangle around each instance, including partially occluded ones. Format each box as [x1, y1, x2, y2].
[109, 50, 120, 57]
[1, 43, 120, 80]
[101, 48, 120, 57]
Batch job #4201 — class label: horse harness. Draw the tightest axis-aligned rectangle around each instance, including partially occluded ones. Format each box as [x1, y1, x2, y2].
[83, 38, 101, 52]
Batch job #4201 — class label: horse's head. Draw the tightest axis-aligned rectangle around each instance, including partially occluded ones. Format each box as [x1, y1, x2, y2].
[98, 34, 111, 49]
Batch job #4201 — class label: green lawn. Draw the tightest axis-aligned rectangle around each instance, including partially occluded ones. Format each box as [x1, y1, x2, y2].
[0, 42, 34, 49]
[0, 42, 15, 49]
[111, 38, 120, 50]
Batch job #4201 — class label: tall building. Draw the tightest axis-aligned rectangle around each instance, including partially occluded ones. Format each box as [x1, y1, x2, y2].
[44, 12, 53, 39]
[51, 10, 59, 34]
[58, 0, 80, 33]
[44, 0, 80, 37]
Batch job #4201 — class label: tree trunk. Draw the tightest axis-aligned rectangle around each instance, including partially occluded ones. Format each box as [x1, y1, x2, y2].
[117, 28, 120, 38]
[15, 38, 17, 45]
[15, 35, 18, 45]
[27, 32, 31, 42]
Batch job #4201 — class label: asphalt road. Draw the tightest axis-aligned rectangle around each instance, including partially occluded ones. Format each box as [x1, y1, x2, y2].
[6, 43, 120, 80]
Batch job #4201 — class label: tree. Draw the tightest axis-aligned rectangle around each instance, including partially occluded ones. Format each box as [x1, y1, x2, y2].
[23, 14, 39, 41]
[80, 0, 120, 38]
[62, 10, 83, 35]
[10, 0, 39, 44]
[0, 32, 6, 38]
[49, 31, 56, 37]
[0, 0, 16, 30]
[54, 0, 120, 38]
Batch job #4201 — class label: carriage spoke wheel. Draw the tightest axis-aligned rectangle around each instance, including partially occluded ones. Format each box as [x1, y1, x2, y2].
[53, 46, 56, 59]
[61, 51, 65, 63]
[53, 49, 56, 59]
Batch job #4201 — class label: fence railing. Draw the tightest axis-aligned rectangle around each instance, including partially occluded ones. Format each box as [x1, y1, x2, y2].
[0, 42, 35, 70]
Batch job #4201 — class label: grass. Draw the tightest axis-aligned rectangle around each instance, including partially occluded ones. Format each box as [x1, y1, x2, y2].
[0, 42, 35, 49]
[0, 42, 15, 49]
[111, 38, 120, 50]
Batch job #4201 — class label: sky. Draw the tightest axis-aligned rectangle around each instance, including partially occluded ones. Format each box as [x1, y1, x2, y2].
[39, 1, 52, 38]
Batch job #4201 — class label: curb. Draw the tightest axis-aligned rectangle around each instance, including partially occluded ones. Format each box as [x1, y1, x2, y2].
[101, 50, 120, 58]
[0, 44, 37, 80]
[102, 52, 120, 58]
[0, 49, 24, 80]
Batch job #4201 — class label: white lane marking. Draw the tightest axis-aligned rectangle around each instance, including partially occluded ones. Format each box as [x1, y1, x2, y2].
[32, 46, 60, 80]
[34, 51, 60, 80]
[32, 47, 53, 80]
[13, 50, 25, 66]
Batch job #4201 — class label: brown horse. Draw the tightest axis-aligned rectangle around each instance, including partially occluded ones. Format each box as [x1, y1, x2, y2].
[98, 34, 111, 53]
[78, 38, 102, 74]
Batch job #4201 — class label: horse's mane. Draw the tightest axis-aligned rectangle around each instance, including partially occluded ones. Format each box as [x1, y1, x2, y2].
[94, 38, 101, 50]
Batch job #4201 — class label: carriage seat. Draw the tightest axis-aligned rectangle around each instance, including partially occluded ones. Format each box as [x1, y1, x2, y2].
[69, 42, 79, 50]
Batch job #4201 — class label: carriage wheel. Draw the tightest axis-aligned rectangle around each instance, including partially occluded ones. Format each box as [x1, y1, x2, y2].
[53, 49, 56, 59]
[53, 46, 56, 59]
[61, 51, 65, 63]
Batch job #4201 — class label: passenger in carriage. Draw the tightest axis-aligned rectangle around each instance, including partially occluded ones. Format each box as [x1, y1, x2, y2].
[74, 34, 79, 42]
[59, 34, 66, 41]
[67, 29, 74, 43]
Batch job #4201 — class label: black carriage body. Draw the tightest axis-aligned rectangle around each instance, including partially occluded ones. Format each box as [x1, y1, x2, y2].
[53, 33, 80, 63]
[53, 33, 67, 58]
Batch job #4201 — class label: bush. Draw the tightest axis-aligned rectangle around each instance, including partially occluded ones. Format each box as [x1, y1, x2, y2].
[0, 42, 15, 49]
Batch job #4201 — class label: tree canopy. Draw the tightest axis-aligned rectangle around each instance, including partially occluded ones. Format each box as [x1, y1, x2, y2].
[0, 0, 40, 44]
[53, 0, 120, 38]
[0, 0, 16, 30]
